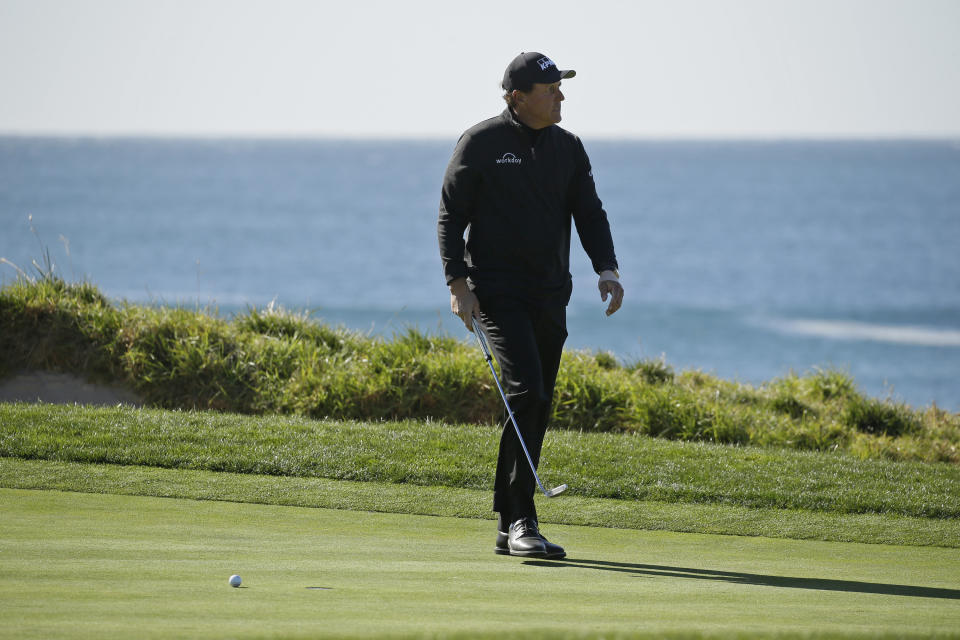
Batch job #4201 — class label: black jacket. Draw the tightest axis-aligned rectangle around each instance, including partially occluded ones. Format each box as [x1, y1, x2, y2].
[438, 108, 618, 306]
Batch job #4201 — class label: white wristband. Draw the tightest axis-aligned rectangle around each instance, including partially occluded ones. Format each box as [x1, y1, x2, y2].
[598, 269, 620, 283]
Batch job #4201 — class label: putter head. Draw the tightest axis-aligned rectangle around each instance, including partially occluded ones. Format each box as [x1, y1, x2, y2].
[545, 484, 568, 498]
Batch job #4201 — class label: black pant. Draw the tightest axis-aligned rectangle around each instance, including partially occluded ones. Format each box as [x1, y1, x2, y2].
[479, 304, 567, 529]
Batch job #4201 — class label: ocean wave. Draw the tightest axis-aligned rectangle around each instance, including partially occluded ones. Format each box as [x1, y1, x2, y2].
[767, 318, 960, 347]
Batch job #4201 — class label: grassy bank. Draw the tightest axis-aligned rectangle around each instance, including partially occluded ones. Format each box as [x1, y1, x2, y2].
[7, 457, 960, 548]
[1, 276, 958, 463]
[3, 403, 958, 521]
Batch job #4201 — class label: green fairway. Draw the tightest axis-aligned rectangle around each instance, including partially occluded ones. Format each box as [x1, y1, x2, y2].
[2, 488, 958, 639]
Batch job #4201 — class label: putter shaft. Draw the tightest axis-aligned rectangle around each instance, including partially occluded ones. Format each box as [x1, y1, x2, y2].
[472, 317, 567, 498]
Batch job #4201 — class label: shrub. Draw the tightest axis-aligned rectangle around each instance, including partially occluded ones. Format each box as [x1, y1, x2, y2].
[627, 357, 675, 385]
[808, 368, 859, 402]
[1, 277, 957, 463]
[843, 395, 921, 438]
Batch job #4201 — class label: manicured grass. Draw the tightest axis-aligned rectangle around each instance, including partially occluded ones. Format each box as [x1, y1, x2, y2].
[2, 489, 959, 639]
[4, 275, 958, 638]
[3, 457, 959, 548]
[2, 403, 958, 520]
[3, 276, 958, 463]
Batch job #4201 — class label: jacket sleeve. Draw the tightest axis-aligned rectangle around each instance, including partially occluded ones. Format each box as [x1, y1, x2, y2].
[437, 133, 480, 285]
[569, 137, 619, 274]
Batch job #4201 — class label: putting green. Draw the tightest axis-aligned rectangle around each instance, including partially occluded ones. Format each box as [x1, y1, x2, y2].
[1, 488, 958, 639]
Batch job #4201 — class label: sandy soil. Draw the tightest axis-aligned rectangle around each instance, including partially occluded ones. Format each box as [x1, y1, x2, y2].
[0, 371, 143, 407]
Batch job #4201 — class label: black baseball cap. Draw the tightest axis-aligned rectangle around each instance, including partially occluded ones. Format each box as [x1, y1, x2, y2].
[501, 52, 576, 92]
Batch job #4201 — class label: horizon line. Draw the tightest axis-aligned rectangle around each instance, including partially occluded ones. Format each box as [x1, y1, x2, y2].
[3, 130, 960, 143]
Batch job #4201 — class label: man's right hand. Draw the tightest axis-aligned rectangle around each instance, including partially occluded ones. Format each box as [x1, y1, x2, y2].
[449, 277, 480, 331]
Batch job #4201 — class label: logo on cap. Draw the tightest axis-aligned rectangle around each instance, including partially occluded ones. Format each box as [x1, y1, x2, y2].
[537, 57, 556, 71]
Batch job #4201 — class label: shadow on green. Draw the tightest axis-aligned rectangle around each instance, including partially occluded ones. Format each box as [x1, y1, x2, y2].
[526, 558, 960, 600]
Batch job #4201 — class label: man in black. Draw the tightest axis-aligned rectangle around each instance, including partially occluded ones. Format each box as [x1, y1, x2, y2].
[438, 51, 623, 558]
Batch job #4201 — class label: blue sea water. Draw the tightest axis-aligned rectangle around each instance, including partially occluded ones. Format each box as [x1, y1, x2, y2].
[1, 136, 959, 410]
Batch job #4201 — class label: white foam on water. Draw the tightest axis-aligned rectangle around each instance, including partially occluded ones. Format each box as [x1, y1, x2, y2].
[768, 318, 960, 347]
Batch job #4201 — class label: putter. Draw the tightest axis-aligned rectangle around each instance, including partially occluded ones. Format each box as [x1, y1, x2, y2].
[472, 316, 567, 498]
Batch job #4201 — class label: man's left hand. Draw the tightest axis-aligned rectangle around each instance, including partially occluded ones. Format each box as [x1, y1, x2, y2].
[598, 271, 624, 316]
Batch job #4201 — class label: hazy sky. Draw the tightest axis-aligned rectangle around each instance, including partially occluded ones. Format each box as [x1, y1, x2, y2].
[1, 0, 959, 138]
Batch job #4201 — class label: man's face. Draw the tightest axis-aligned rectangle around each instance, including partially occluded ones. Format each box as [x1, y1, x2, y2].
[514, 81, 564, 129]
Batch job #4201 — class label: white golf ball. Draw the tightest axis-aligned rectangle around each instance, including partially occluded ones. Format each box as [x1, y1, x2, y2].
[229, 574, 242, 588]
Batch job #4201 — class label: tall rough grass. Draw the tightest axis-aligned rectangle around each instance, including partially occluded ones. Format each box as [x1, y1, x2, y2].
[1, 277, 957, 463]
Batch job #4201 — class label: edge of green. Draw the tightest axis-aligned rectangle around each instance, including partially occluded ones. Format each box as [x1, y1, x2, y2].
[3, 457, 957, 548]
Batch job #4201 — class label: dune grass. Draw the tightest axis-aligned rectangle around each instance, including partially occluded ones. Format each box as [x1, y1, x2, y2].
[2, 276, 957, 464]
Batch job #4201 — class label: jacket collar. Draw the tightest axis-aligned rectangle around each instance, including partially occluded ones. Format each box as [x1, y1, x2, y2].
[502, 107, 523, 129]
[501, 108, 554, 150]
[501, 107, 554, 133]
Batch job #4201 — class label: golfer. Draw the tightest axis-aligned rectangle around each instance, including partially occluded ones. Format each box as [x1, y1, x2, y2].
[438, 51, 623, 559]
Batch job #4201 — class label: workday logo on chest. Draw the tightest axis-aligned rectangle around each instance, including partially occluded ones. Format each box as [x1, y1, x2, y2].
[496, 152, 522, 165]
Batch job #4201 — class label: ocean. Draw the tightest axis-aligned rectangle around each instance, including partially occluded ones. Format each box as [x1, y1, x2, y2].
[2, 136, 959, 410]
